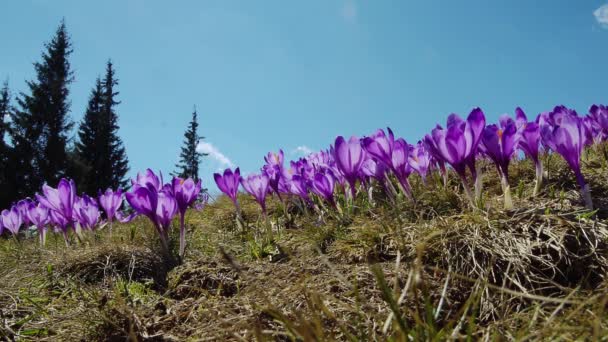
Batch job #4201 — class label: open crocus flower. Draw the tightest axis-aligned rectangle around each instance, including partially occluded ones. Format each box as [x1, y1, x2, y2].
[27, 202, 50, 245]
[514, 108, 543, 196]
[73, 195, 101, 231]
[36, 178, 76, 244]
[540, 107, 592, 209]
[171, 177, 202, 258]
[426, 108, 486, 205]
[480, 116, 520, 210]
[311, 169, 337, 206]
[408, 142, 431, 184]
[1, 206, 22, 236]
[333, 136, 366, 198]
[362, 128, 396, 168]
[241, 173, 270, 214]
[132, 169, 163, 191]
[214, 168, 241, 212]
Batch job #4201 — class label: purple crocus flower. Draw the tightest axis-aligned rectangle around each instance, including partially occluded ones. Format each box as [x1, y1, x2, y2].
[391, 138, 414, 199]
[73, 195, 101, 231]
[361, 158, 387, 183]
[540, 108, 593, 209]
[125, 184, 158, 224]
[27, 202, 50, 245]
[333, 136, 366, 198]
[514, 108, 544, 196]
[36, 179, 76, 245]
[311, 169, 336, 206]
[171, 177, 202, 258]
[132, 169, 163, 191]
[588, 104, 608, 136]
[98, 188, 123, 234]
[362, 128, 395, 168]
[241, 173, 270, 214]
[1, 206, 22, 236]
[155, 190, 178, 235]
[288, 175, 311, 202]
[16, 199, 34, 226]
[480, 116, 520, 209]
[408, 142, 431, 184]
[426, 108, 486, 205]
[214, 167, 241, 212]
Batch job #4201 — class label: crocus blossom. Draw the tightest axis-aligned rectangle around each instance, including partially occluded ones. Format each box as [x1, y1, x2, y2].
[311, 169, 337, 206]
[540, 108, 592, 209]
[171, 177, 202, 258]
[480, 116, 520, 209]
[362, 128, 395, 169]
[27, 202, 50, 245]
[241, 173, 270, 214]
[73, 195, 101, 231]
[98, 188, 123, 234]
[333, 136, 366, 198]
[408, 142, 432, 184]
[36, 179, 76, 245]
[1, 206, 22, 236]
[514, 108, 543, 196]
[132, 169, 163, 191]
[214, 168, 241, 211]
[426, 108, 486, 205]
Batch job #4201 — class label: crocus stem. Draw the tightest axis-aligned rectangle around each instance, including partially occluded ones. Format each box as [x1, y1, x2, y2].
[63, 231, 70, 247]
[474, 167, 483, 202]
[500, 174, 513, 210]
[533, 160, 543, 197]
[581, 183, 594, 210]
[109, 220, 113, 237]
[458, 174, 475, 207]
[179, 213, 186, 259]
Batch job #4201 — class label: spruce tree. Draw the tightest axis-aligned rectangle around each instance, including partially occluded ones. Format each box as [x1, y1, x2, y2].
[0, 80, 16, 207]
[75, 61, 129, 194]
[174, 107, 207, 181]
[10, 20, 73, 196]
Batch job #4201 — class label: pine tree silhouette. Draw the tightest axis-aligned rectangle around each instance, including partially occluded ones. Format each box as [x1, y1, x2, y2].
[174, 107, 207, 181]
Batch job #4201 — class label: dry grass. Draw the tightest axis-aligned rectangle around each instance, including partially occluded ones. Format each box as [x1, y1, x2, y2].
[2, 149, 608, 340]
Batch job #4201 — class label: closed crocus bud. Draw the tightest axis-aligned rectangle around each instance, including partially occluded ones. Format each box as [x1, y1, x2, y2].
[333, 135, 366, 198]
[408, 142, 431, 183]
[540, 107, 592, 209]
[98, 188, 123, 223]
[1, 206, 22, 236]
[311, 168, 336, 206]
[74, 195, 101, 230]
[362, 128, 396, 169]
[241, 173, 270, 213]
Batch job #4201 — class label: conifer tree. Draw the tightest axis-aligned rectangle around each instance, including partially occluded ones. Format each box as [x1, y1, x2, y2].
[174, 107, 207, 181]
[75, 61, 129, 194]
[10, 20, 73, 196]
[0, 80, 16, 207]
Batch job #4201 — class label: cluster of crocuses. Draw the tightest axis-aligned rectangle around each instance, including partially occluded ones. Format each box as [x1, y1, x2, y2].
[124, 169, 203, 257]
[0, 170, 205, 258]
[215, 104, 608, 213]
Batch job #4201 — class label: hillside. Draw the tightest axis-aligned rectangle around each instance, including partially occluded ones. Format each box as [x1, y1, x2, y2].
[1, 152, 608, 341]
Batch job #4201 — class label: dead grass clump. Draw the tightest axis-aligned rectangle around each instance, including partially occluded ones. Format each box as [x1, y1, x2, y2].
[57, 245, 170, 290]
[167, 260, 240, 299]
[421, 202, 608, 320]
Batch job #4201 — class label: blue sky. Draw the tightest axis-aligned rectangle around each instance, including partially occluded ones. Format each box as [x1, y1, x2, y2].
[1, 1, 608, 186]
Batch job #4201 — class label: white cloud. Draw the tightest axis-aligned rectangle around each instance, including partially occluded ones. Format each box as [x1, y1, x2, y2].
[594, 4, 608, 28]
[292, 145, 313, 156]
[197, 142, 234, 167]
[340, 0, 357, 23]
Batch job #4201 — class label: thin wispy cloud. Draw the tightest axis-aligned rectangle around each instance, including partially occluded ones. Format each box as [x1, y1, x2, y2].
[292, 145, 313, 156]
[340, 0, 358, 23]
[197, 141, 234, 168]
[594, 4, 608, 28]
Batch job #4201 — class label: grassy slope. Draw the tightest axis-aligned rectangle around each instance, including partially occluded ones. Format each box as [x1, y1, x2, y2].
[2, 150, 608, 341]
